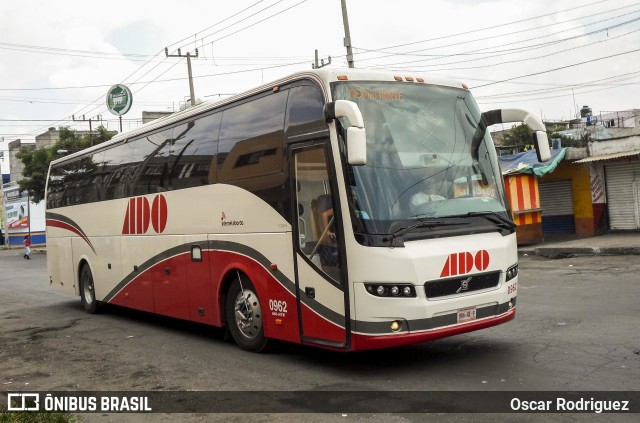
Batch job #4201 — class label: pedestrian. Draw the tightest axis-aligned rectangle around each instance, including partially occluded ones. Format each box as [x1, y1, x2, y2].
[23, 235, 31, 260]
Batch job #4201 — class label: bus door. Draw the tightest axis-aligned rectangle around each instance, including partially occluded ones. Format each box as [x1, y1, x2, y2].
[291, 142, 348, 347]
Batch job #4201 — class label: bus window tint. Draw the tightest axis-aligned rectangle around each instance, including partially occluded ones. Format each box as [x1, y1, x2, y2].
[168, 113, 221, 189]
[46, 164, 65, 208]
[102, 141, 135, 200]
[58, 156, 99, 206]
[217, 91, 290, 219]
[130, 128, 173, 195]
[218, 91, 287, 182]
[285, 85, 325, 136]
[80, 150, 106, 204]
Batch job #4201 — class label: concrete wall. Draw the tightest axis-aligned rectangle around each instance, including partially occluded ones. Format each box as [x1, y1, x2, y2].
[8, 140, 35, 184]
[589, 135, 640, 156]
[35, 127, 60, 149]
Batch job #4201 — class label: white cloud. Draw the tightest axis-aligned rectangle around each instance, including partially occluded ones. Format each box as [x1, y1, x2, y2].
[2, 0, 640, 174]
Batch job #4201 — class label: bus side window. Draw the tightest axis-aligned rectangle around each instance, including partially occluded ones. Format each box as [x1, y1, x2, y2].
[285, 84, 325, 137]
[218, 91, 287, 182]
[46, 164, 65, 209]
[102, 142, 135, 201]
[130, 128, 173, 196]
[168, 113, 221, 190]
[59, 160, 81, 206]
[75, 150, 105, 204]
[218, 90, 289, 219]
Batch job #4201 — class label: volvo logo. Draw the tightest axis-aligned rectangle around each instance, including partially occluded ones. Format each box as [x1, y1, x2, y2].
[456, 277, 472, 294]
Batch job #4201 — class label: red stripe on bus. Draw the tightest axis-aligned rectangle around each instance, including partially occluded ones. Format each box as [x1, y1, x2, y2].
[136, 197, 143, 234]
[108, 250, 305, 345]
[129, 198, 136, 234]
[46, 219, 96, 254]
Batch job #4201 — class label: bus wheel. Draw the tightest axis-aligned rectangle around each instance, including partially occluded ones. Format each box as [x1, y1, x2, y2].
[225, 277, 268, 352]
[80, 264, 99, 314]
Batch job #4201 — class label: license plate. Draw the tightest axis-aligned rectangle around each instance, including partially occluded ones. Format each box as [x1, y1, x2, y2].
[457, 306, 477, 323]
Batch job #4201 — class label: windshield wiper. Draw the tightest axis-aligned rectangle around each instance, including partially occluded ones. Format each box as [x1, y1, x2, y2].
[459, 211, 516, 231]
[384, 218, 468, 243]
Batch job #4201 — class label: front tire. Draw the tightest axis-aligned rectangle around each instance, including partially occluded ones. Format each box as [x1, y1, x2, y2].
[225, 276, 268, 352]
[80, 264, 100, 314]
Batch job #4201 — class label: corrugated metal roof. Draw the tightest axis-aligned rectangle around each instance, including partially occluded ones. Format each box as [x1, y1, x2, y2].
[574, 149, 640, 163]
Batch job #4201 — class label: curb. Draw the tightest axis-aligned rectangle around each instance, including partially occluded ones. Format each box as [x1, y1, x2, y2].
[520, 247, 640, 258]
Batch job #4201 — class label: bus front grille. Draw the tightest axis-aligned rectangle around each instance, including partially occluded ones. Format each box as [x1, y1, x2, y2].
[424, 271, 501, 299]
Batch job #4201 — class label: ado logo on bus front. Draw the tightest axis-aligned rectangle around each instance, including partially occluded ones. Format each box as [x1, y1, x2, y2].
[122, 195, 168, 235]
[440, 250, 490, 277]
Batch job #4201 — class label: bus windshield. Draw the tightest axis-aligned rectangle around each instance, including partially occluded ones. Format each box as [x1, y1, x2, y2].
[332, 81, 509, 238]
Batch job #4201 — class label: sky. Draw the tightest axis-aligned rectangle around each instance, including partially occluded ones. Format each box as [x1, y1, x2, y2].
[2, 0, 640, 175]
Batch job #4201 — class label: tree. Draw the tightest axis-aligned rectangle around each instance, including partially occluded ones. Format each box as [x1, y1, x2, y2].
[16, 126, 115, 203]
[502, 123, 534, 151]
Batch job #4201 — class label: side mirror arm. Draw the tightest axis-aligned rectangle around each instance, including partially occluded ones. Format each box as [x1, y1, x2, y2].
[473, 109, 551, 162]
[324, 100, 367, 166]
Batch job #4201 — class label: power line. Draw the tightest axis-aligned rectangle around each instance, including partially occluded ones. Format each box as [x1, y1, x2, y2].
[170, 0, 288, 53]
[477, 82, 640, 105]
[194, 0, 310, 47]
[470, 47, 640, 89]
[166, 0, 268, 49]
[351, 0, 615, 60]
[27, 0, 311, 138]
[1, 0, 313, 143]
[360, 7, 640, 69]
[0, 57, 310, 93]
[475, 69, 640, 100]
[410, 22, 640, 73]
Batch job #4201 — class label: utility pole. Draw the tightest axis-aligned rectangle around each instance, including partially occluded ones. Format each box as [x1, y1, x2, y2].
[165, 48, 199, 106]
[341, 0, 355, 68]
[72, 114, 102, 146]
[312, 49, 332, 69]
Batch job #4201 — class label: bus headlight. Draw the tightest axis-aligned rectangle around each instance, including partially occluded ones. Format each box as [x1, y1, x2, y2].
[506, 264, 519, 282]
[365, 283, 416, 298]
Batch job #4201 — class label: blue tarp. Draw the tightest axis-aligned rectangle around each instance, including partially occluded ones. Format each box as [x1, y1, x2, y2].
[498, 148, 567, 177]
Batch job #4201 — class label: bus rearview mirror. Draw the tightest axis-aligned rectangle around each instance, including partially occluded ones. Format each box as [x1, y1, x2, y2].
[325, 100, 367, 166]
[347, 127, 367, 166]
[533, 131, 551, 162]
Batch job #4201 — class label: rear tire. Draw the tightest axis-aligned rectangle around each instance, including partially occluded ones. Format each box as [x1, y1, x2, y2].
[80, 264, 100, 314]
[225, 276, 268, 352]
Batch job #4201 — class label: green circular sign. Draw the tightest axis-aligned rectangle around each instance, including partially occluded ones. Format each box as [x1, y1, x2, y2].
[106, 84, 133, 116]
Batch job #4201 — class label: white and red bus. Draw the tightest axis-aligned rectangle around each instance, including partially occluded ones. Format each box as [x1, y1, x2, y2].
[45, 68, 550, 352]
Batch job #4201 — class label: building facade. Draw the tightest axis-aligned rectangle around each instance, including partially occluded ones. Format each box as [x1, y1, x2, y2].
[576, 134, 640, 230]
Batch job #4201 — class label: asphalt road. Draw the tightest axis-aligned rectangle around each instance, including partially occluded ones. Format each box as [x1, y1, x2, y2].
[0, 249, 638, 422]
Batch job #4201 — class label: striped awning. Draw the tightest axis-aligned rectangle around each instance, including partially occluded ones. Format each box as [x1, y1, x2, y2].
[574, 149, 640, 163]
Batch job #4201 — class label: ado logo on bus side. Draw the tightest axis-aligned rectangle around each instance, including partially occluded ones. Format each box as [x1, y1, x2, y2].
[440, 250, 490, 277]
[122, 195, 168, 235]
